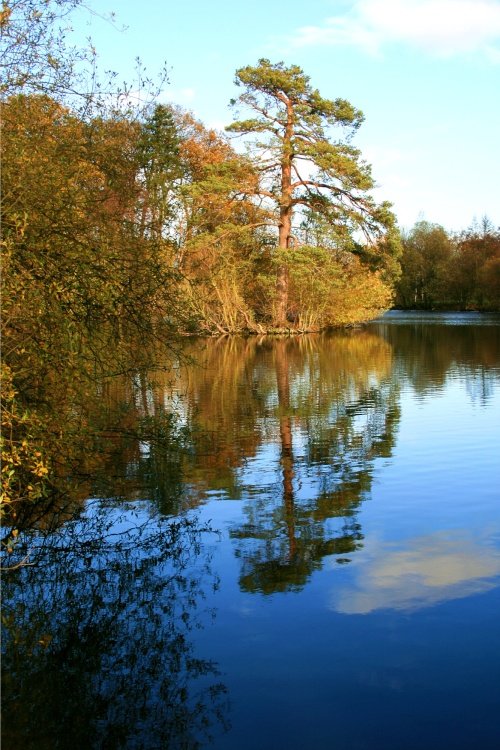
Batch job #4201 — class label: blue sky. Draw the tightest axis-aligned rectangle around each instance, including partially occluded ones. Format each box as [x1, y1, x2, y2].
[77, 0, 500, 232]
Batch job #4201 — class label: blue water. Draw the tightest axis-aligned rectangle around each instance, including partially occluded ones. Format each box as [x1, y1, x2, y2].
[2, 313, 500, 749]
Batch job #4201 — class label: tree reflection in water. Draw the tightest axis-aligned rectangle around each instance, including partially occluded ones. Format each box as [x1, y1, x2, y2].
[372, 314, 500, 400]
[4, 318, 498, 748]
[1, 504, 229, 750]
[224, 334, 401, 594]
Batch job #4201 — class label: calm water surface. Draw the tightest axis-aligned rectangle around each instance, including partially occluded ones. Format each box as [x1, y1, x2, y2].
[2, 312, 500, 749]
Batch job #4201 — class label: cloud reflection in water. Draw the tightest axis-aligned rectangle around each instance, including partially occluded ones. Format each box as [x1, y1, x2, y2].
[329, 530, 500, 614]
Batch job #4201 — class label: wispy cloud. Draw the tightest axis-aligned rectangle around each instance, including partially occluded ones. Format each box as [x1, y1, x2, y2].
[289, 0, 500, 58]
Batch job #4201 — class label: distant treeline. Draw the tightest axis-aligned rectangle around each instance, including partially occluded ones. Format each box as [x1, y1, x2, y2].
[395, 219, 500, 311]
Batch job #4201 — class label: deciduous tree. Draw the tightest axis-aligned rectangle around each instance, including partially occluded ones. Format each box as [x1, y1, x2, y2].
[395, 221, 452, 308]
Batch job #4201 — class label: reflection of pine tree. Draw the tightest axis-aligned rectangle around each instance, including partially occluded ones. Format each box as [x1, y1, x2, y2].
[229, 336, 401, 594]
[1, 507, 229, 750]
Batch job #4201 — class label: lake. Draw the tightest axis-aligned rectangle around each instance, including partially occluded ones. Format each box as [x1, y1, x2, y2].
[2, 311, 500, 749]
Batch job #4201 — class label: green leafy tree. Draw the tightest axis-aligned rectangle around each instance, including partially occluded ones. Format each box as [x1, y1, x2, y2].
[227, 59, 398, 325]
[395, 221, 452, 308]
[395, 218, 500, 310]
[274, 245, 392, 330]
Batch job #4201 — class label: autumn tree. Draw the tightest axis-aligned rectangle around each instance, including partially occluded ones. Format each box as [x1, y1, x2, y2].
[451, 219, 500, 309]
[1, 0, 87, 98]
[395, 218, 500, 310]
[0, 2, 189, 526]
[0, 94, 189, 524]
[172, 111, 268, 332]
[227, 59, 398, 326]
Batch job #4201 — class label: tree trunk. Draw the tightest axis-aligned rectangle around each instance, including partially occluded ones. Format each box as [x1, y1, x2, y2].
[276, 215, 291, 327]
[275, 100, 294, 328]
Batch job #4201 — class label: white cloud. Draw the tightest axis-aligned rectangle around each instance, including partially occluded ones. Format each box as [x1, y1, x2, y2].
[290, 0, 500, 57]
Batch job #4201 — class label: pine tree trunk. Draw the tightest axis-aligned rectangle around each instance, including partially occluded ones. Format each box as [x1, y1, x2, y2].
[275, 101, 294, 328]
[276, 211, 291, 326]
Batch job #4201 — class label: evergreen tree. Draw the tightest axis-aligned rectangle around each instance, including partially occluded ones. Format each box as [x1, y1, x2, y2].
[227, 59, 397, 325]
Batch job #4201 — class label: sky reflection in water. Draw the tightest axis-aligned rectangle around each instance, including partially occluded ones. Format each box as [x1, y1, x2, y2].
[328, 530, 500, 614]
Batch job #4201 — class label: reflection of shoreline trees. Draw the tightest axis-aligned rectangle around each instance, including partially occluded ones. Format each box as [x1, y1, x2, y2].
[105, 334, 399, 595]
[1, 359, 189, 555]
[275, 341, 296, 560]
[371, 318, 500, 401]
[118, 333, 398, 594]
[69, 333, 399, 596]
[15, 318, 494, 588]
[1, 507, 229, 750]
[3, 322, 497, 745]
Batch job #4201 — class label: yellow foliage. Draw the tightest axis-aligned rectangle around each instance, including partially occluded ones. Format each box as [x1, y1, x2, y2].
[1, 94, 180, 515]
[277, 246, 393, 330]
[0, 364, 51, 515]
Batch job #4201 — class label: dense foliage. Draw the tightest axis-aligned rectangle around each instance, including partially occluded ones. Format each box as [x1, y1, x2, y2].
[395, 219, 500, 310]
